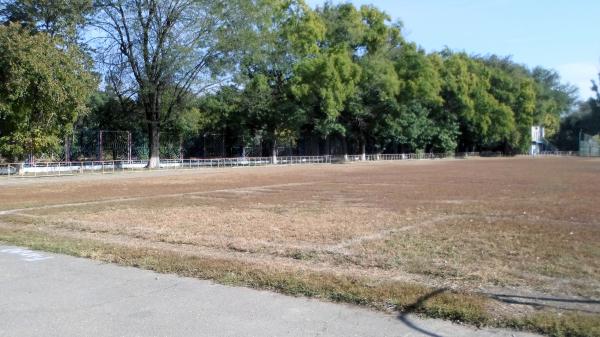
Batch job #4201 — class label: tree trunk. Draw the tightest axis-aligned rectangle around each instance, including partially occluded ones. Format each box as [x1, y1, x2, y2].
[179, 135, 184, 160]
[146, 88, 161, 167]
[272, 138, 278, 164]
[360, 138, 366, 161]
[16, 162, 25, 176]
[147, 122, 160, 168]
[64, 135, 71, 162]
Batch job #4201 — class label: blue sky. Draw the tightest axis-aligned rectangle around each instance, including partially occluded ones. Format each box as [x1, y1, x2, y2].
[307, 0, 600, 99]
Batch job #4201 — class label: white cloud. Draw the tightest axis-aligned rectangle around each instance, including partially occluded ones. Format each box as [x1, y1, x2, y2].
[555, 62, 599, 100]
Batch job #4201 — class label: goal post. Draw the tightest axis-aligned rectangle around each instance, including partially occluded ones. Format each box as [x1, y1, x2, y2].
[98, 130, 132, 161]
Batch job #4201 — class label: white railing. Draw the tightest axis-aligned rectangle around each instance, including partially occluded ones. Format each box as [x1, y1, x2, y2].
[343, 152, 479, 162]
[3, 150, 584, 179]
[535, 151, 578, 157]
[6, 150, 573, 178]
[0, 156, 333, 178]
[0, 152, 485, 178]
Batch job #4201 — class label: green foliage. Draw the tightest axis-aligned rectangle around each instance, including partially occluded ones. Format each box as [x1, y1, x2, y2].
[0, 0, 93, 42]
[199, 2, 576, 155]
[85, 91, 140, 132]
[387, 101, 434, 151]
[394, 43, 443, 107]
[347, 53, 399, 146]
[532, 67, 578, 135]
[0, 23, 96, 160]
[431, 51, 560, 153]
[198, 86, 242, 131]
[0, 0, 580, 159]
[292, 47, 361, 136]
[359, 5, 393, 54]
[236, 0, 325, 150]
[555, 73, 600, 150]
[277, 0, 325, 55]
[94, 0, 257, 165]
[318, 2, 363, 48]
[312, 3, 405, 152]
[383, 43, 448, 152]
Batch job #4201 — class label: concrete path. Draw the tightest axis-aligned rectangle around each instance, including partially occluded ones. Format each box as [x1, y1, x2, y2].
[0, 245, 539, 337]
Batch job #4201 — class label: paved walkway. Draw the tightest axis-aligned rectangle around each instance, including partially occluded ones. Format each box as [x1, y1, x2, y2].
[0, 245, 540, 337]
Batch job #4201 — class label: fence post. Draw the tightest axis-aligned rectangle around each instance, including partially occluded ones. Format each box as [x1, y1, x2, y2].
[127, 131, 132, 162]
[98, 130, 103, 161]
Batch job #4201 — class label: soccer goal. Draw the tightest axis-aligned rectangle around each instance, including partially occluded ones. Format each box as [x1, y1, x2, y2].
[98, 130, 132, 161]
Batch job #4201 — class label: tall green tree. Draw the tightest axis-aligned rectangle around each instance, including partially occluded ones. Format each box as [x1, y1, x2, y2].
[555, 73, 600, 150]
[532, 67, 578, 137]
[0, 23, 97, 161]
[314, 3, 402, 157]
[239, 0, 323, 162]
[94, 0, 252, 167]
[482, 57, 530, 152]
[346, 53, 400, 156]
[292, 47, 361, 141]
[436, 51, 477, 151]
[437, 52, 530, 152]
[389, 43, 452, 153]
[348, 6, 404, 156]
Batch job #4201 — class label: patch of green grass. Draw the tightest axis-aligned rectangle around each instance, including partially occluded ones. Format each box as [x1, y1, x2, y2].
[285, 249, 319, 261]
[506, 312, 600, 337]
[1, 227, 598, 337]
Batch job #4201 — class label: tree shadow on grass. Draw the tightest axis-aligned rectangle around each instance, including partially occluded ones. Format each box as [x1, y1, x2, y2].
[396, 288, 449, 337]
[394, 289, 600, 336]
[487, 293, 600, 314]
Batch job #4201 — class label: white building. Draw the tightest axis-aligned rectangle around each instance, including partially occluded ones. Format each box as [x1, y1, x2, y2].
[530, 126, 545, 155]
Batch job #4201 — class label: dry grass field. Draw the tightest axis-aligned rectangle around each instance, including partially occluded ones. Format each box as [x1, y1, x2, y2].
[1, 157, 599, 336]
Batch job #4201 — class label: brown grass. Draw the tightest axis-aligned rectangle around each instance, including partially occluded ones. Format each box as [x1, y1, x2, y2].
[1, 157, 599, 335]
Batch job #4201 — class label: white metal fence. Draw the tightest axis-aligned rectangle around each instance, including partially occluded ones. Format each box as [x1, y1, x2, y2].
[343, 152, 479, 162]
[579, 133, 600, 157]
[0, 156, 332, 178]
[1, 150, 582, 178]
[535, 151, 579, 157]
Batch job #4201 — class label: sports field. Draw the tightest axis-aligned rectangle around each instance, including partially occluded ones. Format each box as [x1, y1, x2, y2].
[1, 157, 599, 336]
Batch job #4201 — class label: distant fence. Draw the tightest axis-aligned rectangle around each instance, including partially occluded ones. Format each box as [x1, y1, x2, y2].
[0, 150, 587, 178]
[535, 151, 579, 157]
[0, 156, 331, 178]
[0, 153, 470, 178]
[343, 152, 480, 162]
[580, 133, 600, 157]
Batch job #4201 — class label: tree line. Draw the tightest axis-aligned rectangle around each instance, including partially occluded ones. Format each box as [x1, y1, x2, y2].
[555, 76, 600, 150]
[0, 0, 586, 165]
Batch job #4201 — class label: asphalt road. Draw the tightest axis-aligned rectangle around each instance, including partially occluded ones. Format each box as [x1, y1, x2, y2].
[0, 245, 540, 337]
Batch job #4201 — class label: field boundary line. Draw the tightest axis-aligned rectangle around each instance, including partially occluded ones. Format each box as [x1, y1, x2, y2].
[323, 214, 468, 254]
[0, 182, 316, 216]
